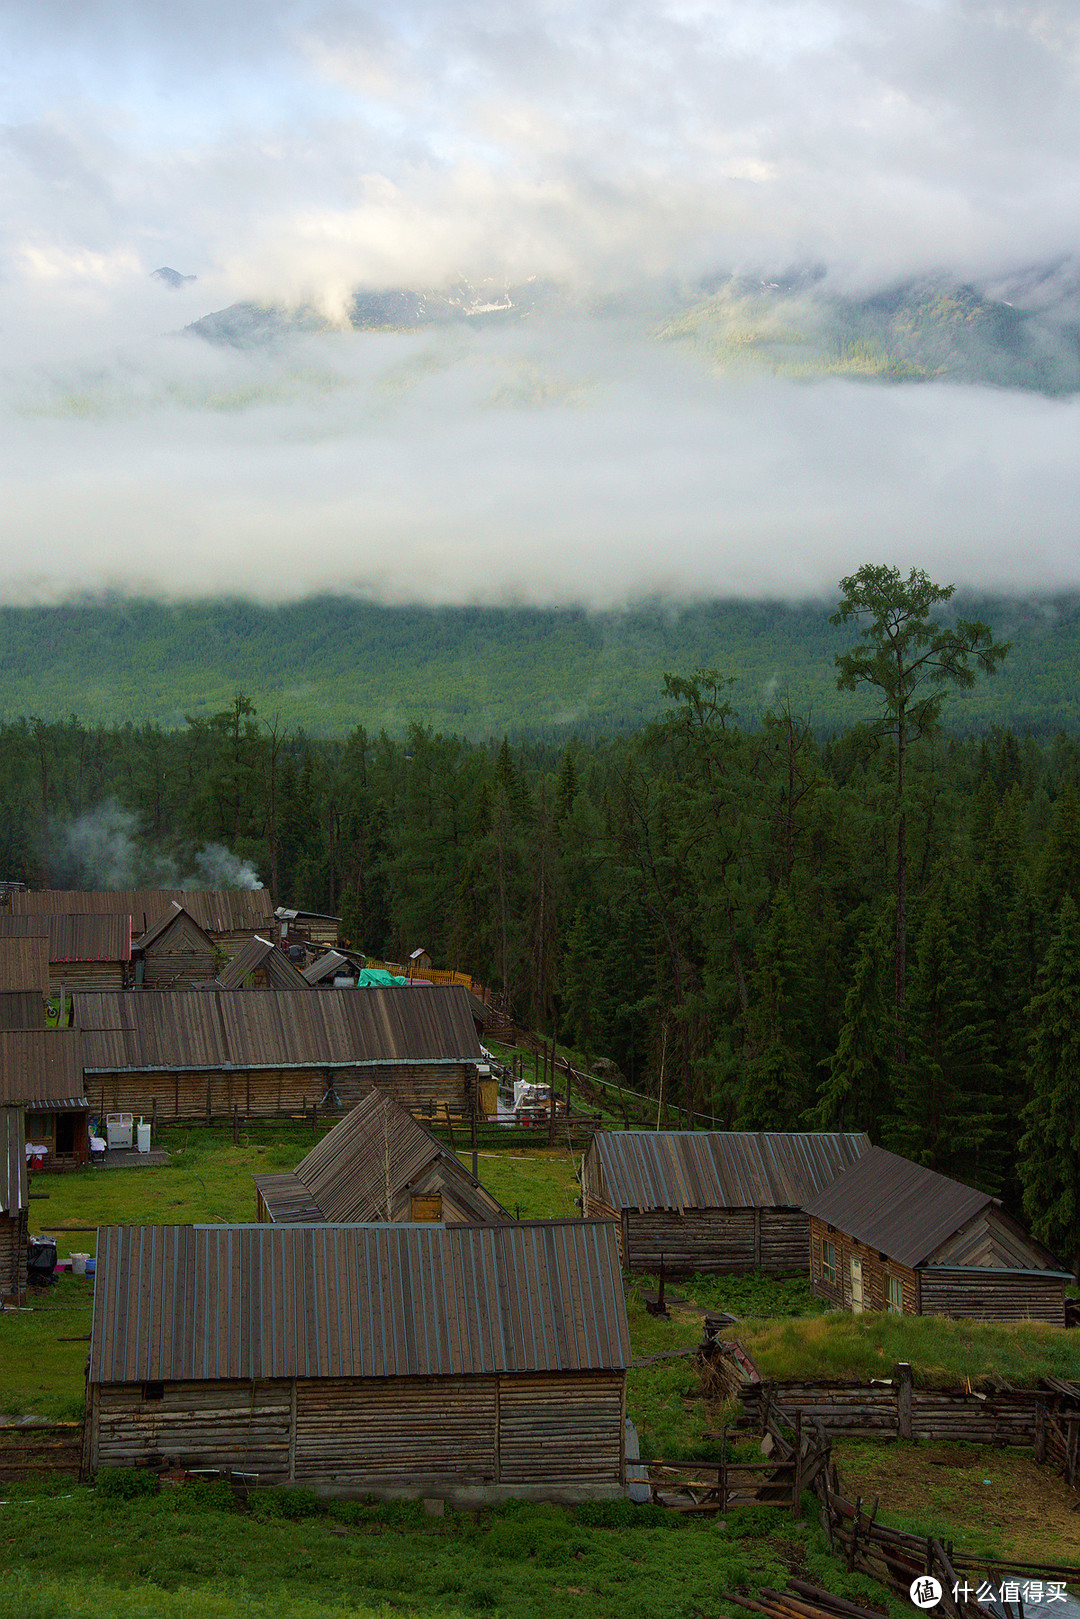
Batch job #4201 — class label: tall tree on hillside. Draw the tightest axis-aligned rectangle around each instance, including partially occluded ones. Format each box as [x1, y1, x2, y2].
[1018, 894, 1080, 1283]
[831, 565, 1008, 1058]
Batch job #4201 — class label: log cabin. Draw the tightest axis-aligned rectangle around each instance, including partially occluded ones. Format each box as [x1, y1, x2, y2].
[254, 1089, 508, 1224]
[132, 904, 220, 989]
[83, 1219, 630, 1503]
[218, 935, 311, 991]
[804, 1146, 1069, 1324]
[582, 1129, 869, 1276]
[0, 913, 132, 993]
[0, 1107, 28, 1303]
[12, 888, 274, 956]
[0, 1028, 90, 1172]
[75, 984, 484, 1123]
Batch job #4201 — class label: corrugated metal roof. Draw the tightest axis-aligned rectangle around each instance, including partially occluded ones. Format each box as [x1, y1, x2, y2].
[302, 951, 348, 985]
[14, 889, 273, 936]
[75, 985, 482, 1072]
[255, 1090, 508, 1224]
[0, 912, 131, 963]
[0, 992, 45, 1030]
[803, 1146, 996, 1268]
[591, 1130, 870, 1213]
[0, 1029, 88, 1109]
[89, 1220, 630, 1384]
[0, 935, 50, 994]
[218, 937, 311, 992]
[0, 1107, 25, 1217]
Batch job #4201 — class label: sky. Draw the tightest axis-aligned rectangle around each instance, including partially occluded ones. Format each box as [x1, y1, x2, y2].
[3, 0, 1080, 607]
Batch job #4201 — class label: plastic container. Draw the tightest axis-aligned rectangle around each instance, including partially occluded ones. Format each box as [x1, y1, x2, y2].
[136, 1120, 151, 1154]
[70, 1252, 89, 1276]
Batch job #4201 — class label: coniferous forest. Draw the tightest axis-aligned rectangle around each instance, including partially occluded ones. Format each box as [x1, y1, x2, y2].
[4, 572, 1079, 1270]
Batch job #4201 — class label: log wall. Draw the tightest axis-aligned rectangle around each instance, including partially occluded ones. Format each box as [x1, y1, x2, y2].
[740, 1378, 1044, 1445]
[918, 1267, 1066, 1326]
[49, 963, 127, 993]
[86, 1371, 626, 1502]
[809, 1218, 918, 1314]
[0, 1209, 27, 1303]
[624, 1207, 810, 1276]
[87, 1063, 474, 1122]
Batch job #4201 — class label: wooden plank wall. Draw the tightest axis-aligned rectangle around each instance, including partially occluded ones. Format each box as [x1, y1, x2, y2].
[87, 1371, 626, 1500]
[87, 1063, 474, 1122]
[49, 963, 127, 993]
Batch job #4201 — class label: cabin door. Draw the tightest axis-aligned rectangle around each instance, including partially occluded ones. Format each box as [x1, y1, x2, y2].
[849, 1256, 864, 1314]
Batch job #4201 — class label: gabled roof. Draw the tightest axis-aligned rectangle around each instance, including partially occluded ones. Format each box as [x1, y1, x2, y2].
[14, 889, 273, 936]
[254, 1090, 508, 1224]
[0, 1029, 87, 1109]
[131, 902, 215, 953]
[218, 936, 311, 991]
[302, 950, 351, 985]
[804, 1146, 1000, 1269]
[0, 913, 131, 964]
[590, 1130, 870, 1213]
[89, 1220, 631, 1384]
[75, 984, 483, 1072]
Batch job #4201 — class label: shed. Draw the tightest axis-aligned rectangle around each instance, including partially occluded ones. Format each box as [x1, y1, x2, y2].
[0, 913, 131, 993]
[13, 889, 274, 954]
[254, 1089, 509, 1225]
[582, 1129, 870, 1275]
[75, 984, 484, 1122]
[0, 1107, 28, 1303]
[218, 936, 311, 992]
[275, 908, 341, 952]
[804, 1146, 1069, 1325]
[0, 1028, 90, 1170]
[84, 1220, 630, 1502]
[132, 904, 220, 990]
[302, 949, 367, 988]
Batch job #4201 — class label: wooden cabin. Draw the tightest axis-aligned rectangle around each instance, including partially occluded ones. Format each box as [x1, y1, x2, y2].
[254, 1089, 509, 1225]
[274, 908, 341, 952]
[218, 936, 311, 992]
[0, 1029, 90, 1171]
[132, 904, 220, 989]
[12, 889, 274, 956]
[75, 984, 484, 1122]
[0, 1107, 28, 1303]
[84, 1220, 630, 1503]
[582, 1130, 870, 1276]
[0, 914, 131, 993]
[302, 949, 366, 988]
[0, 934, 50, 1028]
[805, 1146, 1069, 1325]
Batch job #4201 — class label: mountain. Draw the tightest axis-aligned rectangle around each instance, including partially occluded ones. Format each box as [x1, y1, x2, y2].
[183, 261, 1080, 394]
[0, 594, 1076, 740]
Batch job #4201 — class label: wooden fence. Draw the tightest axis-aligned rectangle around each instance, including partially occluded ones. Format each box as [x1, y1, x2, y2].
[0, 1421, 82, 1480]
[647, 1408, 829, 1516]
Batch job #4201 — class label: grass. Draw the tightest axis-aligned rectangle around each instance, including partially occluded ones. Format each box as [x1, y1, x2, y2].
[0, 1480, 903, 1619]
[0, 1274, 93, 1418]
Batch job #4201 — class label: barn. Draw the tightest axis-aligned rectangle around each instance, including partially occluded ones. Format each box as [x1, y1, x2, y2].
[83, 1220, 630, 1503]
[582, 1129, 869, 1275]
[0, 1107, 27, 1303]
[2, 1029, 90, 1171]
[75, 984, 484, 1122]
[805, 1146, 1070, 1325]
[132, 904, 220, 990]
[11, 889, 274, 955]
[254, 1089, 508, 1225]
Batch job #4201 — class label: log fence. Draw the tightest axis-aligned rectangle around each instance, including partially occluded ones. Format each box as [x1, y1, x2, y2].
[0, 1421, 82, 1480]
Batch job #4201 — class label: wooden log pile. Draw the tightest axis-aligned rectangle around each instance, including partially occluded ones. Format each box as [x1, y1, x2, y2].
[724, 1579, 890, 1619]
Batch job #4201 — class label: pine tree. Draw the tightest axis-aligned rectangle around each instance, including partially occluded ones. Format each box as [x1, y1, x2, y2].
[815, 912, 893, 1134]
[1018, 895, 1080, 1283]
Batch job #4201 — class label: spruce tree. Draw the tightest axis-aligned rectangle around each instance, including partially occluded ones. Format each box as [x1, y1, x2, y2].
[1018, 894, 1080, 1283]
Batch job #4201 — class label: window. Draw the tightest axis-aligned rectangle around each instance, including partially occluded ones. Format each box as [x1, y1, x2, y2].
[887, 1276, 904, 1314]
[822, 1240, 837, 1287]
[143, 1382, 164, 1402]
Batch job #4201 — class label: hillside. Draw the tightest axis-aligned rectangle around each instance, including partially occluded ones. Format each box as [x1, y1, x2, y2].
[1, 593, 1078, 739]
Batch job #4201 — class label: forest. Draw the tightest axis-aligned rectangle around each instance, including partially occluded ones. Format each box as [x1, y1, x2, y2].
[2, 569, 1078, 1270]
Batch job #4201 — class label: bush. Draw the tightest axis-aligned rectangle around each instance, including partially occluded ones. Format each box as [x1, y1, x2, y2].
[251, 1486, 323, 1521]
[180, 1477, 236, 1512]
[95, 1467, 159, 1500]
[573, 1498, 669, 1530]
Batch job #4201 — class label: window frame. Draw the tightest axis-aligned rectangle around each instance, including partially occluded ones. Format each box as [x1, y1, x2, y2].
[821, 1238, 837, 1288]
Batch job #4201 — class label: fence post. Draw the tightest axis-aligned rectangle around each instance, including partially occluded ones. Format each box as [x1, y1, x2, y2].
[1035, 1402, 1046, 1464]
[792, 1409, 802, 1519]
[895, 1361, 914, 1440]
